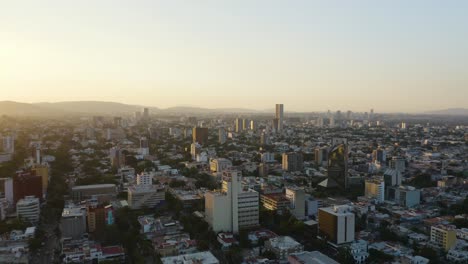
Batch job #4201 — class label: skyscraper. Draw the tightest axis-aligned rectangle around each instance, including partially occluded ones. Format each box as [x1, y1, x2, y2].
[328, 143, 348, 189]
[235, 118, 242, 133]
[143, 108, 149, 120]
[192, 127, 209, 145]
[282, 152, 304, 172]
[218, 128, 227, 144]
[275, 104, 284, 132]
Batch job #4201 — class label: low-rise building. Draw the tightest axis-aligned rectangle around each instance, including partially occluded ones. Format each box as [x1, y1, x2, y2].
[161, 251, 219, 264]
[288, 251, 339, 264]
[264, 236, 303, 260]
[127, 185, 165, 209]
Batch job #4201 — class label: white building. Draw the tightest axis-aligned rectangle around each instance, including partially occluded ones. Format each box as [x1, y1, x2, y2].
[285, 187, 306, 220]
[16, 196, 40, 223]
[264, 236, 303, 260]
[350, 240, 369, 264]
[205, 170, 259, 233]
[136, 171, 153, 186]
[2, 135, 15, 154]
[318, 205, 355, 245]
[161, 251, 219, 264]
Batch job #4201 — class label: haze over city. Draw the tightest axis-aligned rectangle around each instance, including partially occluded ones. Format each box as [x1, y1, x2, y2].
[2, 1, 468, 112]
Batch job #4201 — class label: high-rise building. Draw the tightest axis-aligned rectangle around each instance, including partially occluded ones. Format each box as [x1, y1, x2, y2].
[430, 225, 457, 251]
[1, 135, 14, 154]
[314, 147, 328, 166]
[392, 186, 420, 208]
[285, 187, 306, 220]
[192, 127, 208, 145]
[143, 108, 149, 120]
[205, 170, 259, 233]
[218, 128, 227, 144]
[13, 171, 43, 203]
[325, 141, 348, 189]
[372, 147, 387, 164]
[61, 206, 87, 239]
[275, 104, 284, 132]
[242, 119, 248, 131]
[260, 132, 270, 146]
[365, 177, 385, 202]
[282, 152, 304, 172]
[389, 156, 406, 173]
[235, 118, 242, 133]
[139, 137, 150, 156]
[32, 164, 49, 195]
[16, 196, 40, 223]
[190, 142, 201, 160]
[318, 205, 355, 245]
[250, 120, 256, 130]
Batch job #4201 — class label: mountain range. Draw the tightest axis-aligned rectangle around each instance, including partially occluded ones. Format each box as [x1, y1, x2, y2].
[0, 101, 467, 117]
[0, 101, 265, 116]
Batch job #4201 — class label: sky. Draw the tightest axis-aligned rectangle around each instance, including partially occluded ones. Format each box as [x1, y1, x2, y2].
[1, 0, 467, 113]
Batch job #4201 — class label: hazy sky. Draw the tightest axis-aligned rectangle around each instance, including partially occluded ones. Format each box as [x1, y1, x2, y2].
[1, 1, 467, 112]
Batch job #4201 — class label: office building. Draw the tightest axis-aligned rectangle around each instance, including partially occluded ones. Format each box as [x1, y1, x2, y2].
[143, 108, 149, 120]
[318, 205, 355, 245]
[314, 147, 328, 166]
[286, 187, 306, 220]
[264, 236, 303, 260]
[139, 137, 150, 156]
[32, 164, 49, 195]
[190, 142, 201, 160]
[87, 204, 114, 233]
[192, 127, 208, 145]
[0, 178, 14, 205]
[209, 158, 232, 173]
[389, 156, 406, 173]
[260, 132, 270, 146]
[205, 170, 259, 233]
[218, 128, 227, 144]
[321, 139, 348, 189]
[16, 196, 40, 223]
[431, 225, 457, 251]
[61, 206, 87, 239]
[235, 118, 242, 133]
[110, 147, 125, 168]
[71, 184, 117, 202]
[392, 186, 420, 208]
[275, 104, 284, 132]
[250, 120, 256, 130]
[242, 119, 248, 131]
[136, 171, 153, 186]
[383, 168, 402, 190]
[372, 147, 387, 164]
[13, 171, 43, 203]
[282, 152, 304, 172]
[365, 177, 385, 203]
[128, 185, 165, 210]
[1, 135, 14, 154]
[260, 194, 290, 214]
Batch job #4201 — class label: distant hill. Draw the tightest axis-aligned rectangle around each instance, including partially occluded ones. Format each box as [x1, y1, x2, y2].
[0, 101, 260, 116]
[0, 101, 58, 116]
[34, 101, 159, 115]
[164, 106, 261, 114]
[425, 108, 468, 116]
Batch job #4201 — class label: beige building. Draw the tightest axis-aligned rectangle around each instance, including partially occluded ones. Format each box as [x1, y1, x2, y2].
[431, 225, 457, 251]
[205, 170, 259, 233]
[365, 177, 385, 202]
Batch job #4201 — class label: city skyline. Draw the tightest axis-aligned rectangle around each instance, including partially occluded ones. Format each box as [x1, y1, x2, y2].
[1, 1, 468, 112]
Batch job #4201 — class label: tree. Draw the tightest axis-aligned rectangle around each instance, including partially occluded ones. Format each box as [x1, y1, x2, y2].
[336, 247, 355, 264]
[367, 248, 394, 263]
